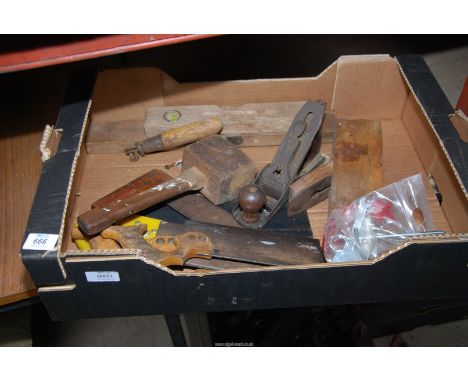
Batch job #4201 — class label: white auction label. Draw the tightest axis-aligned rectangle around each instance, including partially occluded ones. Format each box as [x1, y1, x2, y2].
[85, 271, 120, 282]
[22, 233, 59, 251]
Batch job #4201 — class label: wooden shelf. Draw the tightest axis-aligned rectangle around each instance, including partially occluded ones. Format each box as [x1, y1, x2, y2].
[0, 68, 68, 305]
[0, 35, 214, 73]
[0, 35, 213, 306]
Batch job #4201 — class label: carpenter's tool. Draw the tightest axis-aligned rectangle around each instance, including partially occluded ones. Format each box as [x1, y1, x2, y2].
[101, 225, 213, 267]
[92, 168, 240, 227]
[232, 100, 326, 228]
[71, 224, 91, 250]
[329, 119, 383, 212]
[298, 152, 327, 177]
[92, 169, 172, 209]
[71, 224, 120, 250]
[78, 135, 256, 235]
[125, 118, 223, 162]
[157, 220, 324, 265]
[296, 112, 336, 177]
[72, 217, 259, 270]
[72, 215, 323, 267]
[288, 159, 333, 217]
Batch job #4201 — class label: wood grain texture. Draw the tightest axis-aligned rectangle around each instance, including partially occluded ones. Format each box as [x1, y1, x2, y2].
[145, 102, 309, 136]
[86, 64, 336, 154]
[92, 169, 173, 208]
[328, 119, 383, 211]
[308, 119, 452, 239]
[64, 146, 280, 251]
[86, 106, 336, 154]
[93, 168, 240, 227]
[69, 118, 453, 252]
[0, 67, 69, 305]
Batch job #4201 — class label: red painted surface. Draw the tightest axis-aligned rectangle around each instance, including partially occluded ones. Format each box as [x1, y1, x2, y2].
[0, 35, 215, 73]
[456, 77, 468, 115]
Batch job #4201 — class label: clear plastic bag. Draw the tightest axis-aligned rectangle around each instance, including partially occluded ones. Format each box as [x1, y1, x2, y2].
[323, 173, 434, 262]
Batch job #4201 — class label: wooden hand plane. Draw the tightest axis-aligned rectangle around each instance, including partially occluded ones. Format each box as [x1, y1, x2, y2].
[232, 100, 326, 228]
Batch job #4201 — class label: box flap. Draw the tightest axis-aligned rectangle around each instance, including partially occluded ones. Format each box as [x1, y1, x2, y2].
[450, 111, 468, 143]
[20, 67, 96, 285]
[397, 55, 468, 197]
[332, 55, 408, 120]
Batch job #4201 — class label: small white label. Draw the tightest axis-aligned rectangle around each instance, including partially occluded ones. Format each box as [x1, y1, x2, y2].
[23, 233, 59, 251]
[85, 271, 120, 282]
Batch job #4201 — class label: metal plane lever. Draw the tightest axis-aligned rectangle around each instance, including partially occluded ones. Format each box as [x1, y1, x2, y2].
[232, 100, 326, 228]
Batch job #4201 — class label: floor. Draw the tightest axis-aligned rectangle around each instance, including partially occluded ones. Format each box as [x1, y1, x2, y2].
[0, 306, 32, 346]
[0, 40, 467, 347]
[424, 46, 468, 106]
[371, 45, 468, 346]
[374, 319, 468, 347]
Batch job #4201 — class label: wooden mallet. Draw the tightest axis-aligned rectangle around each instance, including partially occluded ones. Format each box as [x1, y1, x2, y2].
[78, 135, 257, 235]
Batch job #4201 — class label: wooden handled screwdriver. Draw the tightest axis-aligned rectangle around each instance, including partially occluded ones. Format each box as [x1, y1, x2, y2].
[78, 135, 257, 235]
[125, 118, 223, 161]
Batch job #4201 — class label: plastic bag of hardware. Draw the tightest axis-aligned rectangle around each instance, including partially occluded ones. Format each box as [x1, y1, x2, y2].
[323, 173, 435, 262]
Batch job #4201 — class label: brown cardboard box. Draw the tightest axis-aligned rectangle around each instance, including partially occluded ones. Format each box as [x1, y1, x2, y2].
[21, 55, 468, 319]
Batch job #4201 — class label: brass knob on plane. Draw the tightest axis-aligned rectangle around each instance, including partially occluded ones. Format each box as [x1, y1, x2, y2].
[238, 184, 266, 224]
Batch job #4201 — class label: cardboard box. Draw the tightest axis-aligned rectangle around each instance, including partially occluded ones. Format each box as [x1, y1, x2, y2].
[21, 55, 468, 320]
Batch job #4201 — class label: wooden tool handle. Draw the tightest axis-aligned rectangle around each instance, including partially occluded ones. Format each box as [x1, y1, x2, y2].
[137, 118, 223, 155]
[92, 168, 240, 228]
[92, 169, 172, 208]
[78, 168, 204, 235]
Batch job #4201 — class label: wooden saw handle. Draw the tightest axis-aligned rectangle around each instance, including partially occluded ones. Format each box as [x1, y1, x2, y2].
[101, 225, 212, 267]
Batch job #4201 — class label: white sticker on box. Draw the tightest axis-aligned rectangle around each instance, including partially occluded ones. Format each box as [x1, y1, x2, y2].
[22, 233, 59, 251]
[85, 271, 120, 282]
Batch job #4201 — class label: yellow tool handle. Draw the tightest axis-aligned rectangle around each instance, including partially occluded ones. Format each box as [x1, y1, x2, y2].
[71, 225, 92, 250]
[120, 215, 162, 239]
[72, 215, 162, 250]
